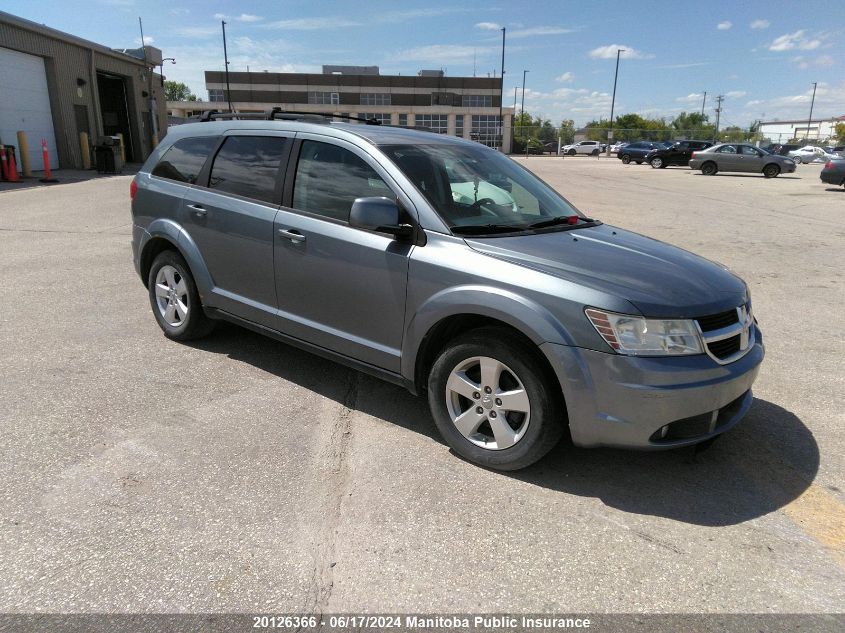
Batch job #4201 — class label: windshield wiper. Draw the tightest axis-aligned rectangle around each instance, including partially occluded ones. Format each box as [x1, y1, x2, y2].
[450, 223, 531, 235]
[528, 216, 596, 230]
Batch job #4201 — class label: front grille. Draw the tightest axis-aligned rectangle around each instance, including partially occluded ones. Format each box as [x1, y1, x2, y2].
[706, 334, 742, 359]
[649, 392, 748, 443]
[696, 309, 739, 332]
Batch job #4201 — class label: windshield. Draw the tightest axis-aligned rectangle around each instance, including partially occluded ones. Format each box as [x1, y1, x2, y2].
[382, 143, 591, 234]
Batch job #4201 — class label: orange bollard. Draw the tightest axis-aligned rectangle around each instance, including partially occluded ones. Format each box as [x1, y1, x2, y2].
[0, 145, 7, 180]
[7, 150, 20, 182]
[39, 138, 58, 183]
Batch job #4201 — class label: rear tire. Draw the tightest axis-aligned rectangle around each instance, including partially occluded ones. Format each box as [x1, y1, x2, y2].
[148, 250, 215, 341]
[427, 328, 564, 471]
[701, 161, 718, 176]
[591, 149, 599, 156]
[621, 154, 631, 164]
[763, 164, 781, 178]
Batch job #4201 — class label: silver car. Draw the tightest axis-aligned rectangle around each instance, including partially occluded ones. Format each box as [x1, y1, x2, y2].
[131, 115, 764, 470]
[689, 143, 796, 178]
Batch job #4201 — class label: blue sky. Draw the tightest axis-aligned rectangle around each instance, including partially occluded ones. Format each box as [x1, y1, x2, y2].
[6, 0, 844, 126]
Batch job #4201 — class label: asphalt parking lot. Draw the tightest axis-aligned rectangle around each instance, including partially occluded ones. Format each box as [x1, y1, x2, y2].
[1, 157, 843, 615]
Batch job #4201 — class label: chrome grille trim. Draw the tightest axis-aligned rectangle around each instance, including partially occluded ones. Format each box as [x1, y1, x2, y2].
[695, 304, 754, 365]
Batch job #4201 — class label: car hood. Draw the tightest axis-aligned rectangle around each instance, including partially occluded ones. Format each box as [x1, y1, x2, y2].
[465, 224, 747, 317]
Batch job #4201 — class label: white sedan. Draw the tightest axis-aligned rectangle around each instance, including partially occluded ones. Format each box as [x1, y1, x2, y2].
[788, 146, 838, 164]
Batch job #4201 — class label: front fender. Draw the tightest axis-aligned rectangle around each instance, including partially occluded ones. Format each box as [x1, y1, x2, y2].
[401, 284, 576, 383]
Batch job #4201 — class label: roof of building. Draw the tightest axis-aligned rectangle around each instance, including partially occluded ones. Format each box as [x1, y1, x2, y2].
[0, 10, 154, 66]
[759, 116, 844, 125]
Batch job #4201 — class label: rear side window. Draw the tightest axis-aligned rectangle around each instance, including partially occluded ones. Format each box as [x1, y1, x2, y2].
[292, 140, 392, 221]
[208, 136, 289, 204]
[152, 136, 217, 184]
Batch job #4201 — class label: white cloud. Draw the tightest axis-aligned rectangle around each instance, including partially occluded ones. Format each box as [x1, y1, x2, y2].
[791, 54, 835, 69]
[717, 21, 732, 30]
[658, 61, 711, 69]
[725, 90, 747, 98]
[134, 35, 154, 45]
[555, 72, 574, 82]
[588, 44, 653, 60]
[235, 14, 263, 23]
[509, 26, 575, 38]
[739, 82, 845, 121]
[750, 19, 770, 29]
[174, 26, 219, 38]
[768, 30, 824, 51]
[392, 44, 494, 65]
[475, 22, 501, 30]
[213, 13, 226, 19]
[263, 17, 363, 30]
[676, 92, 704, 103]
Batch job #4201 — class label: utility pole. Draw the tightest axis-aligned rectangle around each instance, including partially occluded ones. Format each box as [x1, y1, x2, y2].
[138, 17, 158, 148]
[222, 20, 233, 114]
[513, 86, 517, 111]
[805, 82, 817, 142]
[498, 27, 506, 152]
[700, 91, 707, 117]
[713, 94, 724, 142]
[521, 70, 529, 157]
[606, 48, 624, 155]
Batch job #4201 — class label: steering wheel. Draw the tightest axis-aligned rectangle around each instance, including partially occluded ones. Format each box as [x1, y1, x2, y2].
[468, 197, 498, 215]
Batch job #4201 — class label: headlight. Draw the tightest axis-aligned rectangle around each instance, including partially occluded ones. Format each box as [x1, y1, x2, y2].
[585, 308, 703, 356]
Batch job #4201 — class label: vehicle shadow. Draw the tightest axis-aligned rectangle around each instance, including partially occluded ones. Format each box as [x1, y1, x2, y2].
[824, 187, 845, 192]
[190, 323, 818, 528]
[691, 173, 802, 180]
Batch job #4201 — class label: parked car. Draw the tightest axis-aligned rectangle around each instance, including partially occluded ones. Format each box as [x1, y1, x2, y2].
[131, 115, 764, 471]
[609, 142, 628, 154]
[820, 157, 845, 187]
[689, 143, 796, 177]
[562, 140, 602, 156]
[767, 143, 802, 156]
[617, 141, 666, 164]
[788, 145, 838, 164]
[645, 140, 713, 168]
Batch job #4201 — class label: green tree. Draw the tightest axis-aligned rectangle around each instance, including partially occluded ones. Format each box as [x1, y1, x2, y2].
[559, 119, 575, 144]
[718, 126, 750, 143]
[164, 80, 197, 102]
[834, 122, 845, 141]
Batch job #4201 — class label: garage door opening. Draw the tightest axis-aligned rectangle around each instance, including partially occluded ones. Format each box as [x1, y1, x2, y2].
[96, 72, 135, 161]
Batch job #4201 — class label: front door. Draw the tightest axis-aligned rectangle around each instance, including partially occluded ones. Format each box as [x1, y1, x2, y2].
[181, 132, 291, 328]
[739, 144, 765, 172]
[273, 136, 414, 372]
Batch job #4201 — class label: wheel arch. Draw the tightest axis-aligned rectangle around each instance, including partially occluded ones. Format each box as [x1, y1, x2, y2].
[139, 219, 213, 296]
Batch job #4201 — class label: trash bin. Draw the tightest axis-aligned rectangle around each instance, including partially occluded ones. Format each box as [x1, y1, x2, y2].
[0, 145, 17, 181]
[94, 137, 123, 174]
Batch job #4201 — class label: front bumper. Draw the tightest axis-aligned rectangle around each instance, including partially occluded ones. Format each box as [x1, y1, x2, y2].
[782, 162, 797, 173]
[540, 327, 764, 449]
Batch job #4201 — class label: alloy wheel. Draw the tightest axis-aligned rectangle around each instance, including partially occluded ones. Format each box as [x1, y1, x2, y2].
[154, 265, 189, 327]
[445, 356, 531, 450]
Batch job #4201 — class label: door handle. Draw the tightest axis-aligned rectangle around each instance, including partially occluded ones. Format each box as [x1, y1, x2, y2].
[278, 228, 306, 243]
[187, 204, 207, 216]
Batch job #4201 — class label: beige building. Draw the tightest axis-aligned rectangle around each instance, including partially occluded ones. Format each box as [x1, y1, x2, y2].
[168, 65, 514, 153]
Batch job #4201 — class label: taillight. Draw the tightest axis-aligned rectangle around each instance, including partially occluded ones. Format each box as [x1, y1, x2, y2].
[691, 152, 696, 159]
[825, 160, 833, 169]
[130, 178, 138, 200]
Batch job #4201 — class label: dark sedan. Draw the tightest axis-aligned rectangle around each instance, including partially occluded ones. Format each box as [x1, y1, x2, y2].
[645, 140, 713, 168]
[820, 158, 845, 187]
[617, 141, 668, 164]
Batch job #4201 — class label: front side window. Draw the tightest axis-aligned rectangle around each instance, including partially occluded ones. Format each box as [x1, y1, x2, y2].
[208, 136, 288, 204]
[292, 140, 393, 221]
[740, 145, 762, 157]
[384, 143, 587, 234]
[152, 136, 218, 184]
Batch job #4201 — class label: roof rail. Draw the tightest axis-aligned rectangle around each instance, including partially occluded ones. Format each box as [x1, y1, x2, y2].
[191, 108, 381, 125]
[266, 107, 382, 125]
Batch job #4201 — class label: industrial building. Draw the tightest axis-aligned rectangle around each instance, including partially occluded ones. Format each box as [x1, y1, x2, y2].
[167, 65, 515, 153]
[758, 115, 845, 144]
[0, 11, 167, 171]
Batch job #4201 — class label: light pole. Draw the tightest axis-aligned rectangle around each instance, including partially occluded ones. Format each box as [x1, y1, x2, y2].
[498, 27, 506, 151]
[158, 57, 175, 87]
[606, 48, 624, 155]
[700, 91, 707, 117]
[521, 70, 529, 157]
[222, 20, 233, 113]
[805, 82, 817, 142]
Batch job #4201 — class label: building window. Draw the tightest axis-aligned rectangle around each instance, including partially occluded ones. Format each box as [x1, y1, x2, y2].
[208, 89, 225, 102]
[359, 113, 392, 126]
[308, 91, 340, 105]
[455, 114, 464, 138]
[360, 93, 391, 106]
[462, 94, 492, 108]
[471, 115, 502, 148]
[415, 114, 449, 134]
[398, 114, 408, 127]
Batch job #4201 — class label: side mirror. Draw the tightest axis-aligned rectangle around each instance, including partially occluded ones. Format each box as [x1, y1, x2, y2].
[349, 197, 413, 238]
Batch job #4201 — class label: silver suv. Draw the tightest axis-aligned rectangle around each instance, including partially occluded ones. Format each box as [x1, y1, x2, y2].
[131, 115, 764, 470]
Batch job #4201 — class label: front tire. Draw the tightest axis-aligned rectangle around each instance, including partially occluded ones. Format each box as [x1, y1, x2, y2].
[621, 154, 631, 164]
[650, 157, 664, 168]
[763, 164, 781, 178]
[567, 148, 576, 156]
[427, 328, 564, 471]
[148, 250, 215, 341]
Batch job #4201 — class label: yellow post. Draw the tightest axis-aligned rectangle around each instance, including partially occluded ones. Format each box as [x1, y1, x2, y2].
[79, 132, 91, 170]
[16, 131, 31, 177]
[116, 133, 126, 162]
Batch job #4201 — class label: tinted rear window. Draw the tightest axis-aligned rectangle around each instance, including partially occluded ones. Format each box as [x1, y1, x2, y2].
[152, 137, 217, 184]
[208, 136, 289, 204]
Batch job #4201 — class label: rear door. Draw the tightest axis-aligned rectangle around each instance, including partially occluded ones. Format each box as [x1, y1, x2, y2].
[180, 131, 291, 327]
[272, 135, 415, 372]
